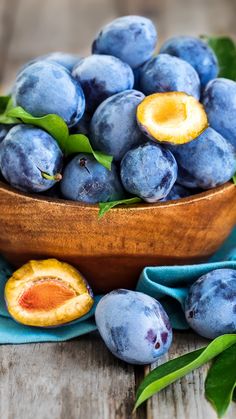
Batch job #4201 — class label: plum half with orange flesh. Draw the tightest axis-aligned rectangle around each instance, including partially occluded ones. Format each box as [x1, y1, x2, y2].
[5, 259, 94, 327]
[137, 92, 208, 145]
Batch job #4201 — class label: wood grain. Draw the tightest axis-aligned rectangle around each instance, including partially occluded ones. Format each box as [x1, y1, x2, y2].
[0, 334, 137, 419]
[0, 181, 235, 293]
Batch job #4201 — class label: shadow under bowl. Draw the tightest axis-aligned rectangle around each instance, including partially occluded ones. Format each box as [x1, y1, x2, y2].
[0, 181, 235, 293]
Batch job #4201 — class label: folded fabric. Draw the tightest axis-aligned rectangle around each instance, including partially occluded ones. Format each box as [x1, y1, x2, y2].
[0, 228, 235, 344]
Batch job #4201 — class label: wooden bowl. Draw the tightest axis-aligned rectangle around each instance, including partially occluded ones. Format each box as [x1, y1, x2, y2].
[0, 180, 235, 293]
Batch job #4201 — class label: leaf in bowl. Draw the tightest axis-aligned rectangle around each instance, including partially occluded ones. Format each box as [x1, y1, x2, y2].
[66, 134, 113, 170]
[7, 106, 69, 150]
[0, 97, 19, 124]
[203, 36, 236, 81]
[99, 197, 142, 218]
[6, 107, 112, 169]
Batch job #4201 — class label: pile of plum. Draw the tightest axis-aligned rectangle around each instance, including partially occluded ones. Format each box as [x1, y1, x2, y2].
[0, 15, 236, 204]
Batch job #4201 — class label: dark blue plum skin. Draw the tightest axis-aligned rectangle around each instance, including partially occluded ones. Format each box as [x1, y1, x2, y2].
[90, 90, 146, 161]
[72, 55, 134, 113]
[12, 61, 85, 127]
[202, 78, 236, 151]
[95, 289, 172, 365]
[0, 124, 14, 144]
[168, 127, 236, 189]
[92, 15, 157, 69]
[120, 142, 178, 202]
[185, 269, 236, 339]
[60, 154, 125, 203]
[19, 52, 81, 73]
[70, 112, 91, 137]
[160, 36, 218, 88]
[162, 184, 191, 201]
[0, 125, 63, 193]
[139, 54, 200, 99]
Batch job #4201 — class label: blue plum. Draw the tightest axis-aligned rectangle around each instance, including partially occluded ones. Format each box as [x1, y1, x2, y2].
[169, 127, 236, 189]
[12, 61, 85, 127]
[0, 125, 63, 193]
[70, 112, 91, 137]
[160, 36, 218, 87]
[162, 184, 191, 201]
[92, 15, 157, 69]
[90, 90, 146, 161]
[120, 142, 177, 202]
[95, 289, 172, 364]
[139, 54, 201, 99]
[19, 52, 81, 73]
[72, 54, 134, 113]
[60, 154, 125, 203]
[185, 269, 236, 339]
[202, 78, 236, 150]
[0, 124, 14, 144]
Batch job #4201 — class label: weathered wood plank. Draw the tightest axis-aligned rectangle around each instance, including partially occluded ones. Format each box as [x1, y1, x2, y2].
[147, 332, 236, 419]
[0, 333, 141, 419]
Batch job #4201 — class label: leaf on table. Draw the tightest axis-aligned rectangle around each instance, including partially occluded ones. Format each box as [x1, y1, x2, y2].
[205, 343, 236, 418]
[99, 197, 142, 218]
[202, 36, 236, 81]
[133, 334, 236, 411]
[233, 174, 236, 185]
[7, 106, 69, 150]
[66, 134, 113, 170]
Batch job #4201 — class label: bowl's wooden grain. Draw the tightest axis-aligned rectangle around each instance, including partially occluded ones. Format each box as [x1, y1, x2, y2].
[0, 180, 235, 292]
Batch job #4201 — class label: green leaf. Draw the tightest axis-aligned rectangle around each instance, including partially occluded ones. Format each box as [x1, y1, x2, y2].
[0, 95, 11, 114]
[5, 107, 112, 169]
[203, 36, 236, 81]
[99, 197, 142, 218]
[233, 389, 236, 402]
[7, 106, 69, 150]
[66, 134, 113, 170]
[205, 344, 236, 417]
[233, 174, 236, 185]
[134, 334, 236, 411]
[0, 96, 19, 124]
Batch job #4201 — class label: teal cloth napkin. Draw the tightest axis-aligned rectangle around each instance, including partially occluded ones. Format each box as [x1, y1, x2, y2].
[0, 228, 235, 343]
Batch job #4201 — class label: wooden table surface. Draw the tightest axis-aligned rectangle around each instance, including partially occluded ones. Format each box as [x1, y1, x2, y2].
[0, 1, 235, 418]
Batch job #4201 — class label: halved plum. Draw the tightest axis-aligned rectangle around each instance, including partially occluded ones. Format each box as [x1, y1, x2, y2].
[5, 259, 94, 327]
[137, 92, 208, 145]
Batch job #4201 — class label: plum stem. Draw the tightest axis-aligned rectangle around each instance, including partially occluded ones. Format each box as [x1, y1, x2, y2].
[41, 171, 62, 182]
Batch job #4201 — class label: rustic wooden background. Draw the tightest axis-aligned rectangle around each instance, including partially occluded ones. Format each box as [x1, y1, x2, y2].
[0, 0, 236, 418]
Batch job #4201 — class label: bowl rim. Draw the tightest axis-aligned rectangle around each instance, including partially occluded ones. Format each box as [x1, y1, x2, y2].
[0, 180, 235, 212]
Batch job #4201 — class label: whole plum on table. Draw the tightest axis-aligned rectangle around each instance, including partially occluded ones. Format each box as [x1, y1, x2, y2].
[139, 54, 201, 99]
[60, 154, 125, 203]
[120, 142, 177, 202]
[95, 289, 172, 364]
[0, 125, 63, 193]
[160, 36, 218, 87]
[185, 269, 236, 339]
[12, 60, 85, 127]
[90, 90, 145, 161]
[169, 127, 236, 189]
[72, 54, 134, 113]
[202, 78, 236, 150]
[92, 15, 157, 69]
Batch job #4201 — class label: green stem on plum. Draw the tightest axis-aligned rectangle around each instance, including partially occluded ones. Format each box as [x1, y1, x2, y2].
[41, 171, 62, 182]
